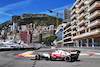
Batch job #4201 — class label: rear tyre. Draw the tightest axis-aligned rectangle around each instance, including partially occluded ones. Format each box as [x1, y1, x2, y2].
[65, 56, 74, 62]
[74, 57, 78, 61]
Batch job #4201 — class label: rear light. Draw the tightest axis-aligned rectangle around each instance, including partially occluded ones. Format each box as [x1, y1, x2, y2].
[71, 50, 76, 52]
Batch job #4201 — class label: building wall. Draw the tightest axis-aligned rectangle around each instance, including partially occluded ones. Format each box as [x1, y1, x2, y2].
[63, 22, 74, 46]
[63, 8, 71, 22]
[20, 31, 32, 43]
[71, 0, 100, 47]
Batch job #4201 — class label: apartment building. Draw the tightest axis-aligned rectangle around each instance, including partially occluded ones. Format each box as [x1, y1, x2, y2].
[63, 22, 74, 46]
[62, 7, 74, 46]
[63, 8, 71, 22]
[71, 0, 100, 47]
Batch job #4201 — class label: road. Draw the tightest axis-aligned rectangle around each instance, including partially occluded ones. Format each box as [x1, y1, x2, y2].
[0, 48, 100, 67]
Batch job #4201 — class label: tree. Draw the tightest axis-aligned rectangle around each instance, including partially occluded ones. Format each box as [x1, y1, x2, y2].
[43, 35, 57, 46]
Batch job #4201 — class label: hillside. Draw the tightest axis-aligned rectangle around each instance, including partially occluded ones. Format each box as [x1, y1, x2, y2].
[0, 14, 63, 30]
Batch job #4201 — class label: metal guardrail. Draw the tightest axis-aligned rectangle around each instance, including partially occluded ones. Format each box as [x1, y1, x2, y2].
[0, 47, 41, 51]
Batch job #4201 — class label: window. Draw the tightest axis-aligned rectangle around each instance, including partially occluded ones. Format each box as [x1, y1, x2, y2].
[84, 7, 88, 13]
[76, 21, 78, 25]
[85, 22, 88, 27]
[76, 27, 78, 31]
[76, 15, 78, 19]
[87, 29, 88, 32]
[84, 14, 88, 20]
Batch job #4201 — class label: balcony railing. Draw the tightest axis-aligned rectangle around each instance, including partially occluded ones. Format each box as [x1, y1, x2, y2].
[72, 29, 100, 40]
[71, 31, 76, 34]
[77, 13, 84, 20]
[64, 31, 71, 36]
[71, 25, 77, 30]
[77, 26, 85, 32]
[71, 9, 76, 15]
[88, 0, 95, 5]
[88, 10, 100, 20]
[71, 14, 76, 20]
[71, 4, 76, 10]
[71, 0, 79, 10]
[77, 0, 84, 8]
[88, 1, 100, 12]
[88, 19, 100, 28]
[63, 36, 72, 40]
[77, 20, 85, 26]
[63, 26, 71, 32]
[78, 6, 84, 14]
[71, 20, 76, 25]
[64, 41, 74, 44]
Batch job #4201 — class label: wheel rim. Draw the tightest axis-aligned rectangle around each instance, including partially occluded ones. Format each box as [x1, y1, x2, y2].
[35, 55, 39, 60]
[65, 56, 71, 62]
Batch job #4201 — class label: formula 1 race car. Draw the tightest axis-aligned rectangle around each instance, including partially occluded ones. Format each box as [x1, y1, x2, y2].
[35, 49, 81, 62]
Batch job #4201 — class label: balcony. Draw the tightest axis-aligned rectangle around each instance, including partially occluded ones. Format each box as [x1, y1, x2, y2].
[88, 19, 100, 28]
[71, 25, 77, 30]
[71, 20, 76, 25]
[72, 29, 100, 40]
[71, 0, 79, 10]
[78, 6, 84, 14]
[84, 1, 89, 5]
[75, 0, 80, 4]
[64, 31, 71, 36]
[63, 26, 71, 32]
[88, 1, 100, 12]
[77, 26, 85, 32]
[77, 0, 84, 8]
[66, 26, 71, 31]
[71, 9, 76, 15]
[77, 13, 84, 20]
[64, 41, 74, 44]
[66, 22, 71, 27]
[88, 10, 100, 20]
[63, 36, 72, 40]
[71, 31, 76, 34]
[71, 14, 76, 20]
[88, 0, 95, 5]
[77, 20, 85, 26]
[71, 4, 76, 10]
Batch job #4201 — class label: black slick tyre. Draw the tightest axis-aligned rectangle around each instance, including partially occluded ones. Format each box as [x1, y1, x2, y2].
[35, 54, 41, 60]
[65, 56, 74, 62]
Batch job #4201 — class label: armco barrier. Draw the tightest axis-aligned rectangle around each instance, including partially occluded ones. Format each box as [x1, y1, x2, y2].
[0, 47, 40, 51]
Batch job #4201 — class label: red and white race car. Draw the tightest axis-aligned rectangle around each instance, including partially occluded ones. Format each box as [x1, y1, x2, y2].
[35, 49, 81, 62]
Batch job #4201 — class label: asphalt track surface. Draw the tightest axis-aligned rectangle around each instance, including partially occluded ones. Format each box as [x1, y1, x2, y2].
[0, 48, 100, 67]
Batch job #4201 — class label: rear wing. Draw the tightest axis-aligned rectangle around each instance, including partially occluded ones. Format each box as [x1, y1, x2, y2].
[70, 50, 81, 54]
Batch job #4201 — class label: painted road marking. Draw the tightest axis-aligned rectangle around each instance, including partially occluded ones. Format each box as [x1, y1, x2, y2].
[16, 51, 35, 57]
[80, 53, 100, 56]
[16, 50, 100, 58]
[23, 54, 35, 57]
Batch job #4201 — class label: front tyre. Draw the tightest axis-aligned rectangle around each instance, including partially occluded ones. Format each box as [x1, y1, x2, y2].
[35, 54, 41, 60]
[50, 56, 54, 61]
